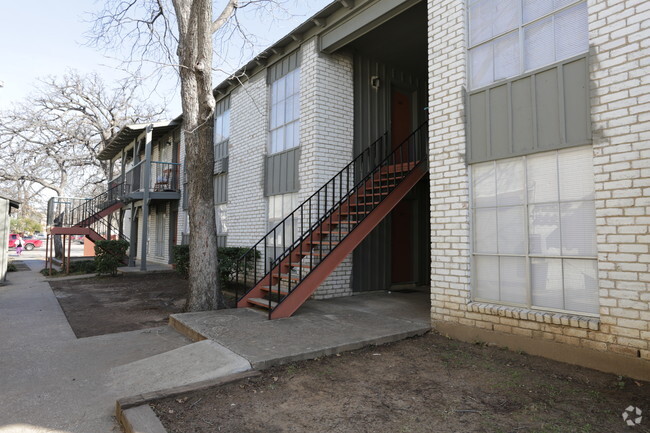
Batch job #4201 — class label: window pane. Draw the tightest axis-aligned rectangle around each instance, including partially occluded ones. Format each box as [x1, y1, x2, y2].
[529, 203, 561, 255]
[494, 0, 520, 36]
[500, 256, 527, 304]
[469, 0, 493, 45]
[293, 121, 300, 149]
[276, 127, 285, 153]
[284, 123, 295, 150]
[523, 0, 553, 23]
[494, 32, 520, 81]
[524, 16, 554, 71]
[222, 110, 230, 140]
[475, 255, 499, 301]
[558, 146, 594, 202]
[475, 208, 498, 254]
[561, 201, 596, 256]
[554, 0, 578, 10]
[473, 162, 496, 207]
[496, 158, 525, 205]
[285, 70, 295, 95]
[498, 206, 526, 254]
[470, 43, 494, 89]
[555, 2, 588, 60]
[275, 76, 286, 101]
[532, 257, 564, 309]
[285, 95, 295, 123]
[564, 259, 599, 314]
[527, 151, 558, 204]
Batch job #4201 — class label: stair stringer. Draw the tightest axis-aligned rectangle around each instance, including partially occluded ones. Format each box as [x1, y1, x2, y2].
[269, 162, 428, 319]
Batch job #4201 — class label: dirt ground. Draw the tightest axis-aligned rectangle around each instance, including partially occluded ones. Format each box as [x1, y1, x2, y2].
[49, 273, 188, 338]
[152, 332, 650, 433]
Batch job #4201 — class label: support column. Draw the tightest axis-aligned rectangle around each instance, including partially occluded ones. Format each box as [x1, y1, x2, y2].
[128, 204, 137, 267]
[140, 125, 153, 271]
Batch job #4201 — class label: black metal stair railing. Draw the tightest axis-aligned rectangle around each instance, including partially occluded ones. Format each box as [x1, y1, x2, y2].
[67, 182, 126, 228]
[234, 122, 428, 310]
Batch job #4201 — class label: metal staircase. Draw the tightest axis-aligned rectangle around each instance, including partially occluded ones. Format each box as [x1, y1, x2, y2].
[235, 122, 428, 319]
[49, 183, 129, 243]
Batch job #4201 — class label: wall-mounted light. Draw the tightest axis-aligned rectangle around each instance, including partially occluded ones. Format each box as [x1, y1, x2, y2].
[370, 76, 380, 90]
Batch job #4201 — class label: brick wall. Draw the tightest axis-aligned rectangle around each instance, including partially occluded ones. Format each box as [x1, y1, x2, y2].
[589, 0, 650, 359]
[428, 0, 650, 370]
[299, 38, 355, 299]
[227, 73, 269, 250]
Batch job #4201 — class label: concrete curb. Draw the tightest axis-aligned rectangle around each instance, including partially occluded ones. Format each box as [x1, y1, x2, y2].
[116, 370, 260, 433]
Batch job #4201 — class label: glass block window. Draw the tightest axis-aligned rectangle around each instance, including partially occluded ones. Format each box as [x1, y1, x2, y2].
[269, 68, 300, 154]
[468, 0, 588, 89]
[471, 146, 598, 315]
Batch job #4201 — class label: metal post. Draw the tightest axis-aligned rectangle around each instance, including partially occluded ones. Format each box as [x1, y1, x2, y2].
[66, 235, 72, 275]
[140, 124, 153, 271]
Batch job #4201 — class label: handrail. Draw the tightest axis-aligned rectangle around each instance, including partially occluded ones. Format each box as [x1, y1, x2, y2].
[234, 121, 428, 311]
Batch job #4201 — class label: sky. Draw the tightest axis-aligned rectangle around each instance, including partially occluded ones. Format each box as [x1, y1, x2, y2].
[0, 0, 331, 116]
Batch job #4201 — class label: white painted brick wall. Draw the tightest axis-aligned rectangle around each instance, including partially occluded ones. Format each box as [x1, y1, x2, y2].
[228, 72, 269, 251]
[299, 38, 354, 299]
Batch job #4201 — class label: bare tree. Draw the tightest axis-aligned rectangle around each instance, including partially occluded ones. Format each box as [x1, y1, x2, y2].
[90, 0, 291, 311]
[0, 71, 165, 202]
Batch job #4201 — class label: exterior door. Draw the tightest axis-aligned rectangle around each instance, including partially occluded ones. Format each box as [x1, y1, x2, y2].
[390, 88, 414, 284]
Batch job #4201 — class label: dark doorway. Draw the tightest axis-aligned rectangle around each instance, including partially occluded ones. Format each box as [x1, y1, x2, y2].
[390, 88, 415, 284]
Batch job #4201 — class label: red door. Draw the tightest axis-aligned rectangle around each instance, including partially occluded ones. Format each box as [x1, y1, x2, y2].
[390, 89, 414, 284]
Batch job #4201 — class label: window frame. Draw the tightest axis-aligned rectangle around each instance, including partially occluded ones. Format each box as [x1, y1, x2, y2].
[467, 0, 588, 90]
[214, 97, 230, 159]
[469, 146, 598, 317]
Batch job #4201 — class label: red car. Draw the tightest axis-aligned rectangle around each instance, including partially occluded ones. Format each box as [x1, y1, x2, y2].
[8, 234, 43, 251]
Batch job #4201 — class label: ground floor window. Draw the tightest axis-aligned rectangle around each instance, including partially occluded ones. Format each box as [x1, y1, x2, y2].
[215, 204, 227, 247]
[267, 192, 300, 260]
[471, 146, 598, 315]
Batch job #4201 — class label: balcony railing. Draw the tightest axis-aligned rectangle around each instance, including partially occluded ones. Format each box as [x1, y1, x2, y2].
[151, 161, 181, 192]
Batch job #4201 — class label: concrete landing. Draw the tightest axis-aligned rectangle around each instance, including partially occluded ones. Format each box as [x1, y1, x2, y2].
[171, 290, 431, 369]
[110, 340, 251, 397]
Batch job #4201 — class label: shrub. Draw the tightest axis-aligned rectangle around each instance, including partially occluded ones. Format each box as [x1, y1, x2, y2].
[7, 263, 17, 272]
[171, 244, 258, 287]
[94, 239, 129, 276]
[40, 267, 60, 276]
[172, 244, 190, 279]
[67, 260, 97, 275]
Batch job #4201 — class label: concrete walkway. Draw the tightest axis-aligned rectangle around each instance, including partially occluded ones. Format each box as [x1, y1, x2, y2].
[171, 289, 432, 369]
[0, 260, 198, 433]
[1, 258, 431, 432]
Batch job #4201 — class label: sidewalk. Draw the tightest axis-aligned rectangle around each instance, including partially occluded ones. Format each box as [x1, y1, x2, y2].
[0, 260, 192, 433]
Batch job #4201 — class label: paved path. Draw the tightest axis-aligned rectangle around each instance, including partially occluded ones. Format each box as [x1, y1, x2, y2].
[0, 259, 192, 433]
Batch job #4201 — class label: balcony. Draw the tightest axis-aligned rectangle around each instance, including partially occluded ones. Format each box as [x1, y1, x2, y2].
[112, 160, 181, 203]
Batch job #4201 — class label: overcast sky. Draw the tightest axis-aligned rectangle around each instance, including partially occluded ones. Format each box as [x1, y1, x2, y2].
[0, 0, 331, 115]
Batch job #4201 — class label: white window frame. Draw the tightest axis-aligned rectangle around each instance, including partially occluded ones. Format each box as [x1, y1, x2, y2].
[470, 146, 598, 316]
[467, 0, 588, 90]
[268, 68, 300, 155]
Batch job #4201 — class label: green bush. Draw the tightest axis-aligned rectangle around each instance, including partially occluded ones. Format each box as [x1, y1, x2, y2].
[7, 263, 17, 272]
[40, 267, 60, 276]
[172, 244, 190, 279]
[67, 260, 97, 275]
[94, 239, 129, 276]
[171, 244, 259, 287]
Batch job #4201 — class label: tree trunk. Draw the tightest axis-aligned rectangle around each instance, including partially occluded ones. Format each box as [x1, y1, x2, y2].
[173, 0, 225, 311]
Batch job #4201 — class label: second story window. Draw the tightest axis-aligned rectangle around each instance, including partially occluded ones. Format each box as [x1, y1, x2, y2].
[214, 97, 230, 161]
[468, 0, 588, 89]
[269, 63, 300, 154]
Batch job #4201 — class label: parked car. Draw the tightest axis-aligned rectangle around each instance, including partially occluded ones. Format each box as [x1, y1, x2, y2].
[8, 234, 43, 251]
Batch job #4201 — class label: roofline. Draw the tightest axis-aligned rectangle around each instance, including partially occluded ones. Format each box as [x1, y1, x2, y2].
[212, 0, 351, 98]
[0, 196, 21, 209]
[99, 119, 181, 160]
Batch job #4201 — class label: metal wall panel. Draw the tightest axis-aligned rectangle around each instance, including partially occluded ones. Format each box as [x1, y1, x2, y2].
[352, 54, 427, 292]
[264, 147, 300, 196]
[467, 55, 591, 163]
[267, 51, 300, 83]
